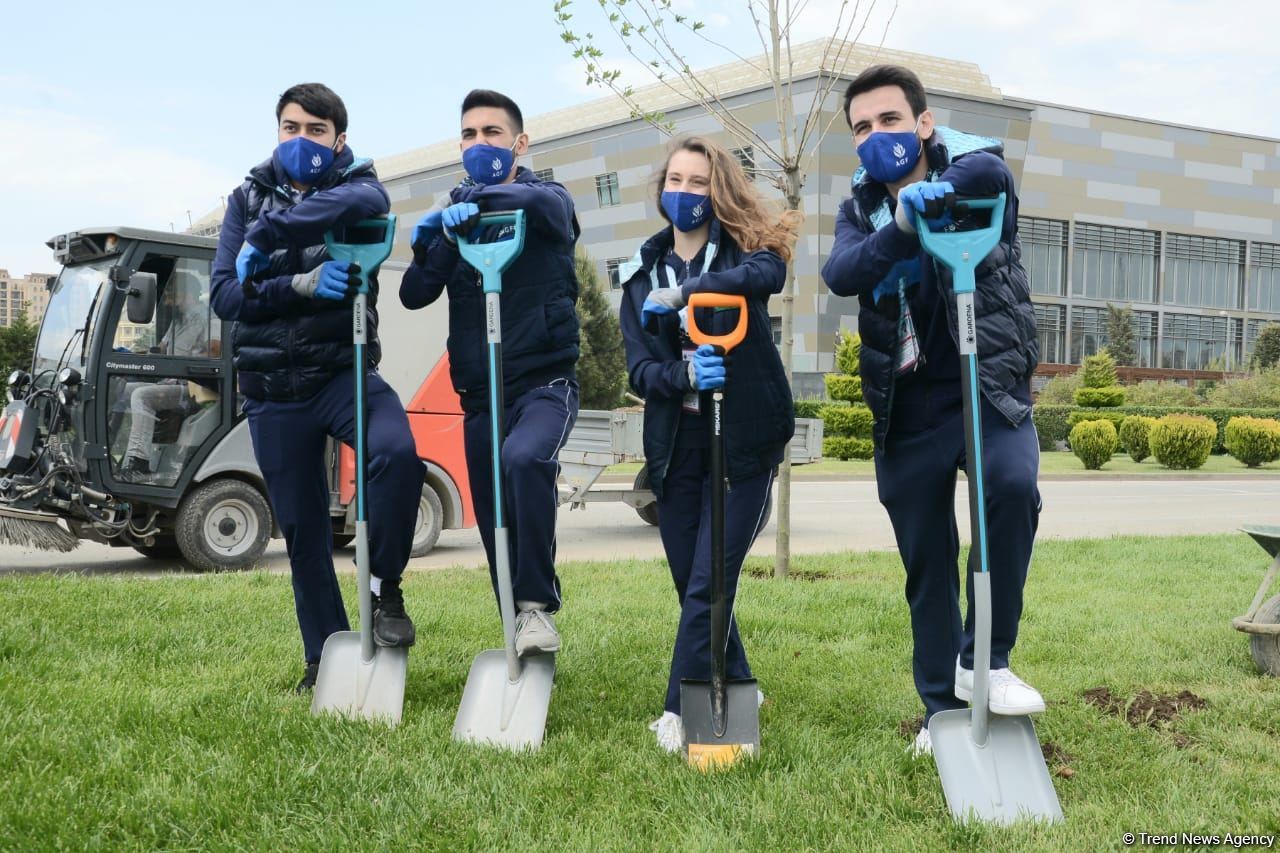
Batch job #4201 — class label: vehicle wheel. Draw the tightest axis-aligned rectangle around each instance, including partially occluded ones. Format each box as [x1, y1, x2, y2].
[133, 534, 183, 560]
[174, 478, 272, 572]
[1250, 594, 1280, 677]
[410, 482, 444, 557]
[633, 467, 659, 527]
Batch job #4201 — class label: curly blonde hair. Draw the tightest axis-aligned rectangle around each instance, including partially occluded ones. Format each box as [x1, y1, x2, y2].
[653, 135, 803, 263]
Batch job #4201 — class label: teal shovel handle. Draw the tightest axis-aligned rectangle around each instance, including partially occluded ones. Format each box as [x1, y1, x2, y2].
[456, 210, 528, 295]
[915, 193, 1006, 295]
[324, 215, 398, 294]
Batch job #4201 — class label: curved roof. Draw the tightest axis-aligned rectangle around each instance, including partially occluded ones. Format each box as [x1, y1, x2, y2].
[376, 37, 997, 180]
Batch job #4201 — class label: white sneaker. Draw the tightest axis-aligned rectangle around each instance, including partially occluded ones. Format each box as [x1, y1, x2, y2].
[514, 609, 561, 656]
[648, 712, 684, 753]
[909, 727, 933, 758]
[954, 659, 1046, 715]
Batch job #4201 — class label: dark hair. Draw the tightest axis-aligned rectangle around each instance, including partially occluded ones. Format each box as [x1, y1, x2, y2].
[276, 83, 348, 134]
[461, 89, 524, 135]
[842, 64, 927, 129]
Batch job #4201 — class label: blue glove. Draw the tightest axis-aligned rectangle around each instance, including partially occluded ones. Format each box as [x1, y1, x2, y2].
[291, 261, 362, 301]
[872, 257, 922, 305]
[441, 203, 481, 241]
[894, 180, 955, 234]
[690, 344, 726, 391]
[412, 210, 443, 251]
[641, 288, 686, 335]
[236, 242, 269, 284]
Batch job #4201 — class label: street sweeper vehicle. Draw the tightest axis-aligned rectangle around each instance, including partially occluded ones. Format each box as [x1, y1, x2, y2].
[0, 226, 474, 571]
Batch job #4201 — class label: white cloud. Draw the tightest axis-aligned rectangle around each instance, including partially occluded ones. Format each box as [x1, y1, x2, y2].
[0, 107, 231, 276]
[780, 0, 1280, 138]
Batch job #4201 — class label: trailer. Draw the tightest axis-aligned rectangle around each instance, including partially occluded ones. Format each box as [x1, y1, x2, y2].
[558, 408, 824, 525]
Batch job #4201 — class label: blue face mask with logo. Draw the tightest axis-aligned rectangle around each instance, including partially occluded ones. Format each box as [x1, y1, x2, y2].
[661, 191, 711, 233]
[277, 136, 336, 185]
[856, 116, 923, 183]
[462, 142, 517, 185]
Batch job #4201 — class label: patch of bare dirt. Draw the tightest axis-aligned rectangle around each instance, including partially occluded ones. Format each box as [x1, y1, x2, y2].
[1083, 687, 1207, 727]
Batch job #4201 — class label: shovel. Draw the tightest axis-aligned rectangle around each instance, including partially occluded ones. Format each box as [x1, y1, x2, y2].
[679, 293, 758, 771]
[917, 195, 1063, 823]
[311, 215, 409, 726]
[449, 210, 556, 751]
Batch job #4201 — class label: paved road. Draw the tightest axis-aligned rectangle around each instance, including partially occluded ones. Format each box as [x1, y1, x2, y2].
[4, 478, 1278, 576]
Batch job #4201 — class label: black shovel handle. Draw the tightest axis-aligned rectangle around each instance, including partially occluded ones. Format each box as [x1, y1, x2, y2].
[706, 349, 728, 737]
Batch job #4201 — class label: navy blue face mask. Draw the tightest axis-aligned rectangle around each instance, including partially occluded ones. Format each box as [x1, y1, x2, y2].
[856, 116, 923, 184]
[277, 136, 336, 185]
[463, 142, 517, 185]
[661, 191, 711, 232]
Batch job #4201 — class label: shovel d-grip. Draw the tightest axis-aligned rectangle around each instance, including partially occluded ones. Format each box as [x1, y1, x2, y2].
[685, 292, 748, 353]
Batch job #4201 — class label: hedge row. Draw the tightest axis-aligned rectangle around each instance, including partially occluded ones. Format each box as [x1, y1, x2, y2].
[823, 436, 874, 460]
[1034, 405, 1280, 452]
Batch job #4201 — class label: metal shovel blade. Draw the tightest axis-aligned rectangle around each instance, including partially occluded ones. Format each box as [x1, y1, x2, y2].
[680, 678, 759, 770]
[453, 650, 556, 750]
[929, 710, 1063, 824]
[311, 631, 409, 726]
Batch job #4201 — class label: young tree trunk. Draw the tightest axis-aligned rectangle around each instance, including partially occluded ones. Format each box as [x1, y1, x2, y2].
[775, 170, 804, 579]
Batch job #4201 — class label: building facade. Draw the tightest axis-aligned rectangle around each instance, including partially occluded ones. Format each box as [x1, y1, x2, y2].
[198, 40, 1280, 396]
[0, 270, 54, 328]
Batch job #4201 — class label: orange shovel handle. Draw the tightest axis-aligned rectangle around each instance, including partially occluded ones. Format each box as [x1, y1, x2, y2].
[686, 293, 748, 353]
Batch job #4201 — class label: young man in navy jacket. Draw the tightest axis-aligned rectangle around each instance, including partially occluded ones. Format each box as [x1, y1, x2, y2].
[820, 65, 1044, 756]
[211, 83, 421, 693]
[400, 89, 580, 655]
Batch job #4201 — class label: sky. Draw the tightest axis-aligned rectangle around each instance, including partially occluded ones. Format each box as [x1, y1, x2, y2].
[2, 0, 1276, 277]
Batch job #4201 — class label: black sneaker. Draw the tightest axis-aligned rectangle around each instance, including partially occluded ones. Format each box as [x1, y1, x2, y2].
[295, 661, 320, 694]
[373, 578, 416, 648]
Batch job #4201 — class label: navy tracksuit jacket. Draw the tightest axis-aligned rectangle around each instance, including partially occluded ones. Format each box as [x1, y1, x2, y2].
[400, 168, 581, 612]
[619, 221, 793, 714]
[211, 148, 421, 663]
[821, 127, 1041, 721]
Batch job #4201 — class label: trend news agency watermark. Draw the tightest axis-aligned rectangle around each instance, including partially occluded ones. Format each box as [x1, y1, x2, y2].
[1121, 832, 1275, 848]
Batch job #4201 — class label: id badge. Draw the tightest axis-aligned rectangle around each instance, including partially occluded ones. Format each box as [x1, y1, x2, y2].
[681, 347, 701, 414]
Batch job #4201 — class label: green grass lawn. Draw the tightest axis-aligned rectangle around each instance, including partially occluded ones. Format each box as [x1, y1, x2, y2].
[3, 536, 1279, 849]
[608, 453, 1280, 479]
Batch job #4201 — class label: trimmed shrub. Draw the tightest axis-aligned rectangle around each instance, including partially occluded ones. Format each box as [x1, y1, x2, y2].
[1122, 380, 1200, 408]
[1069, 419, 1118, 469]
[1118, 415, 1157, 463]
[1149, 414, 1216, 469]
[794, 398, 830, 420]
[824, 372, 862, 403]
[834, 329, 861, 376]
[1053, 405, 1280, 453]
[1081, 349, 1119, 388]
[1074, 387, 1127, 408]
[1036, 372, 1081, 406]
[823, 436, 874, 460]
[819, 330, 873, 460]
[1224, 416, 1280, 468]
[1074, 350, 1125, 409]
[1032, 405, 1073, 449]
[821, 405, 873, 439]
[1068, 409, 1126, 430]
